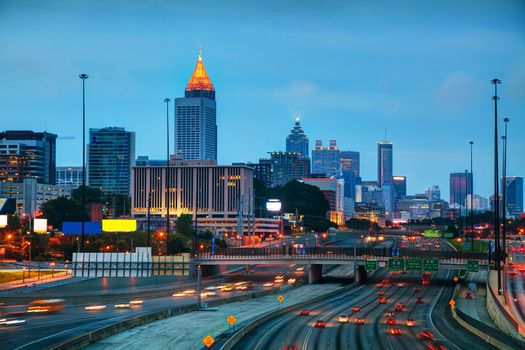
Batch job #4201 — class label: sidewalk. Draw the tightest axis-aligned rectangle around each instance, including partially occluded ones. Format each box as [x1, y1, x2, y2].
[86, 283, 346, 350]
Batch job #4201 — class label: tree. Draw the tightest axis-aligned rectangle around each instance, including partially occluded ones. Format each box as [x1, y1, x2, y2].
[303, 215, 337, 233]
[176, 214, 195, 237]
[72, 186, 105, 204]
[40, 197, 88, 229]
[281, 181, 330, 217]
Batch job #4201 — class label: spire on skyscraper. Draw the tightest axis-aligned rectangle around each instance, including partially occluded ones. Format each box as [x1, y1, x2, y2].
[185, 47, 215, 98]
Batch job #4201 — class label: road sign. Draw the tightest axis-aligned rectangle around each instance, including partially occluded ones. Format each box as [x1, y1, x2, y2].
[449, 299, 456, 309]
[406, 258, 422, 271]
[277, 295, 284, 303]
[453, 276, 459, 282]
[366, 259, 377, 271]
[467, 260, 479, 272]
[388, 258, 405, 271]
[227, 314, 237, 325]
[422, 258, 439, 272]
[202, 335, 215, 348]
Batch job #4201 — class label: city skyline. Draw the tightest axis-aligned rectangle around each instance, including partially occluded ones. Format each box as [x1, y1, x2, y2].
[1, 0, 524, 200]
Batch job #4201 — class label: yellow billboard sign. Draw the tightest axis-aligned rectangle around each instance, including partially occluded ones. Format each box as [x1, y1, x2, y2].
[102, 219, 137, 232]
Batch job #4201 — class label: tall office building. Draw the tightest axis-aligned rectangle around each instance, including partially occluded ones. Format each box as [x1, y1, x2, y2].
[0, 130, 57, 184]
[311, 140, 340, 176]
[56, 166, 82, 191]
[392, 176, 407, 199]
[286, 118, 309, 159]
[251, 160, 272, 188]
[504, 176, 523, 216]
[261, 152, 310, 188]
[449, 171, 472, 209]
[87, 127, 135, 195]
[340, 151, 359, 177]
[174, 50, 217, 161]
[377, 141, 393, 187]
[425, 185, 441, 202]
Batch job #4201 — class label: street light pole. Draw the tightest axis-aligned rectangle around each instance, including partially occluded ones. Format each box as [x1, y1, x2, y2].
[491, 78, 502, 295]
[502, 117, 510, 264]
[79, 73, 88, 252]
[469, 141, 474, 251]
[147, 191, 151, 247]
[164, 98, 171, 255]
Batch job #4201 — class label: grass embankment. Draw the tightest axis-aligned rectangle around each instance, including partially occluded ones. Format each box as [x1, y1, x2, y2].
[0, 270, 55, 284]
[447, 239, 488, 253]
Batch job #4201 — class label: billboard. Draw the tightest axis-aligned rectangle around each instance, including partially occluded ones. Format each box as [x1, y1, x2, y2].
[0, 214, 7, 228]
[102, 219, 137, 232]
[266, 199, 282, 212]
[62, 222, 102, 235]
[33, 218, 48, 233]
[0, 198, 16, 214]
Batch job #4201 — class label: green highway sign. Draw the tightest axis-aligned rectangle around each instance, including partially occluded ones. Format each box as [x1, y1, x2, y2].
[388, 258, 405, 271]
[366, 260, 378, 271]
[467, 260, 479, 272]
[423, 258, 439, 272]
[406, 258, 422, 271]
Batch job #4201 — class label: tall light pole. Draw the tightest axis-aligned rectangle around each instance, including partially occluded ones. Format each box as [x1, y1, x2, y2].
[469, 141, 474, 251]
[79, 73, 88, 252]
[491, 78, 502, 295]
[502, 117, 510, 263]
[164, 98, 171, 255]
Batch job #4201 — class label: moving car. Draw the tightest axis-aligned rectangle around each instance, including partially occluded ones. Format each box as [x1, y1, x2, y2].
[414, 287, 422, 293]
[416, 297, 424, 304]
[419, 331, 434, 340]
[389, 327, 402, 336]
[27, 299, 65, 313]
[338, 314, 349, 323]
[313, 320, 327, 328]
[394, 303, 405, 312]
[385, 311, 395, 317]
[299, 310, 311, 316]
[354, 316, 366, 325]
[377, 291, 386, 296]
[378, 297, 388, 304]
[351, 307, 361, 313]
[405, 318, 416, 327]
[284, 345, 297, 350]
[385, 318, 396, 325]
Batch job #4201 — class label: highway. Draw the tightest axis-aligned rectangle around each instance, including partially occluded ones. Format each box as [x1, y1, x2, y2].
[229, 239, 496, 350]
[506, 240, 525, 325]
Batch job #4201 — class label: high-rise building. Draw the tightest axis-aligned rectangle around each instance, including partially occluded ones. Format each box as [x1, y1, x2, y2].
[311, 140, 340, 176]
[392, 176, 407, 199]
[425, 185, 441, 202]
[449, 171, 472, 209]
[135, 156, 167, 167]
[87, 127, 135, 195]
[174, 50, 217, 161]
[466, 194, 489, 211]
[340, 151, 359, 177]
[504, 176, 523, 216]
[286, 118, 309, 159]
[0, 130, 57, 184]
[251, 160, 272, 188]
[56, 166, 82, 191]
[264, 152, 310, 188]
[377, 141, 393, 187]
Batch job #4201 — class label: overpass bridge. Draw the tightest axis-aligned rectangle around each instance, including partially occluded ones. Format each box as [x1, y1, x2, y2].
[194, 246, 490, 283]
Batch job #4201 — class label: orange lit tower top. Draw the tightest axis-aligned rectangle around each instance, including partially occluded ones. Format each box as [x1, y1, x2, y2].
[185, 48, 215, 100]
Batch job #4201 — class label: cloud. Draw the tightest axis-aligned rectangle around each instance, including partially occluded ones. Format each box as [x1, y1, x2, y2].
[432, 71, 477, 112]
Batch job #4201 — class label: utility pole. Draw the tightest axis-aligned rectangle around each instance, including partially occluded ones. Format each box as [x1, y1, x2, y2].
[502, 117, 510, 263]
[79, 73, 88, 252]
[147, 191, 151, 247]
[164, 98, 171, 255]
[491, 78, 502, 295]
[469, 141, 474, 251]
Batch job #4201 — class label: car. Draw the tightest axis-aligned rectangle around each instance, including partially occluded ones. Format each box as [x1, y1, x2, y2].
[351, 307, 361, 313]
[299, 310, 311, 316]
[389, 327, 402, 336]
[419, 331, 434, 340]
[520, 245, 525, 253]
[27, 299, 65, 313]
[394, 303, 405, 312]
[385, 318, 396, 325]
[313, 320, 327, 328]
[422, 279, 430, 286]
[509, 269, 517, 275]
[377, 291, 386, 296]
[354, 316, 366, 325]
[338, 314, 349, 323]
[427, 343, 447, 350]
[405, 318, 416, 327]
[284, 345, 297, 350]
[414, 287, 422, 293]
[385, 311, 395, 317]
[378, 297, 388, 304]
[416, 297, 424, 304]
[397, 282, 406, 287]
[465, 292, 473, 299]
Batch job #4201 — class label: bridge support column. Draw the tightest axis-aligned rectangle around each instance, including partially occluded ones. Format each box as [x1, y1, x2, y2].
[355, 264, 367, 283]
[308, 264, 323, 284]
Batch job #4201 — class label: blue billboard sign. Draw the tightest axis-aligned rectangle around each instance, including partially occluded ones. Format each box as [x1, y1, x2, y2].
[62, 222, 102, 234]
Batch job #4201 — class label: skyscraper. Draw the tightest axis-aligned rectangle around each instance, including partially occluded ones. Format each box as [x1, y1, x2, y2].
[392, 176, 407, 199]
[286, 118, 309, 159]
[262, 152, 310, 188]
[504, 176, 523, 216]
[425, 185, 441, 202]
[311, 140, 340, 176]
[449, 172, 472, 209]
[174, 49, 217, 161]
[377, 141, 393, 187]
[0, 130, 57, 184]
[87, 127, 135, 195]
[340, 151, 360, 200]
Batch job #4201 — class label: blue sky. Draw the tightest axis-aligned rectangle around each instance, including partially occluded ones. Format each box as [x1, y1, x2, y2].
[1, 0, 524, 200]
